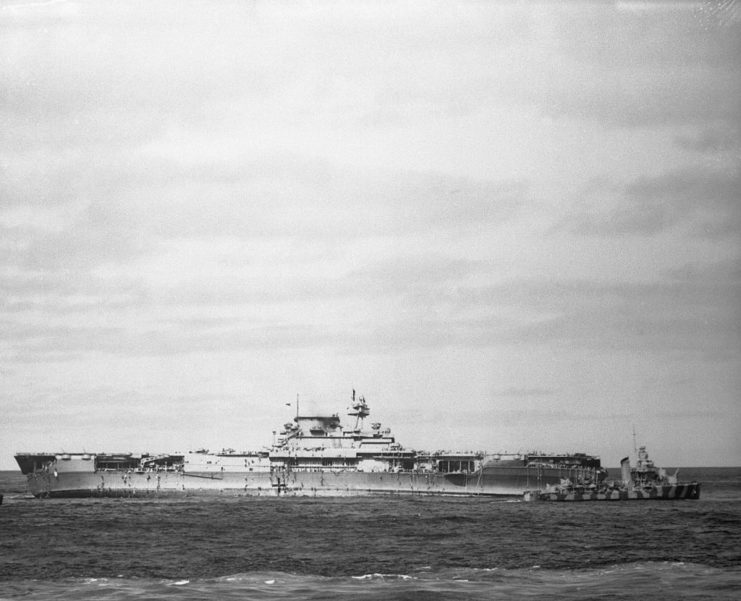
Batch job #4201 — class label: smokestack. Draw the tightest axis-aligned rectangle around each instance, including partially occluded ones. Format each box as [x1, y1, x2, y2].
[620, 456, 632, 486]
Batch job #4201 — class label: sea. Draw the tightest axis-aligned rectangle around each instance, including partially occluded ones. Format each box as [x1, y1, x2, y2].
[1, 467, 740, 600]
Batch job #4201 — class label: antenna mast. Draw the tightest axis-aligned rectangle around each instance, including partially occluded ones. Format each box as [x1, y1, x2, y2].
[347, 389, 370, 431]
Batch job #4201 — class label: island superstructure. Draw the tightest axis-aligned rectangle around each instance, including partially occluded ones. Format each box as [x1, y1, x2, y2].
[15, 391, 606, 498]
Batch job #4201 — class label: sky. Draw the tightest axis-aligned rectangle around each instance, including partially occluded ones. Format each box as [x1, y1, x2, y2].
[1, 0, 739, 469]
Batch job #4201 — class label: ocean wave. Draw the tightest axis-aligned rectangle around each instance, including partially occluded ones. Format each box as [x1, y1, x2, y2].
[2, 564, 740, 601]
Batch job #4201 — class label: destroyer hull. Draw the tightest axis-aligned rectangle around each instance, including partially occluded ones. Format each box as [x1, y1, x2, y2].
[23, 467, 575, 498]
[524, 482, 701, 502]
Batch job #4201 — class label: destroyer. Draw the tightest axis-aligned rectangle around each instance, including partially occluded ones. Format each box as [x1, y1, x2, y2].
[16, 391, 606, 498]
[524, 445, 700, 502]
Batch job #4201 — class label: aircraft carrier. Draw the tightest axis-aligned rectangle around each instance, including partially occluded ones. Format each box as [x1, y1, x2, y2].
[15, 391, 606, 498]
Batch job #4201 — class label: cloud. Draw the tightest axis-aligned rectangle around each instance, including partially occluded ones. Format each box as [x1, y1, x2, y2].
[491, 387, 556, 398]
[1, 154, 527, 279]
[0, 251, 489, 361]
[492, 274, 741, 356]
[2, 171, 737, 374]
[535, 5, 741, 127]
[378, 260, 741, 356]
[674, 126, 741, 153]
[3, 241, 739, 364]
[0, 263, 147, 313]
[664, 255, 741, 284]
[559, 165, 741, 237]
[652, 409, 723, 419]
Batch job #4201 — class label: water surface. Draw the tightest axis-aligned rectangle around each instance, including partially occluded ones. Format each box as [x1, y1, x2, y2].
[2, 467, 739, 600]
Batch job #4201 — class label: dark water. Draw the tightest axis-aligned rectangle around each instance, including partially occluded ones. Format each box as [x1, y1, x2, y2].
[1, 468, 740, 600]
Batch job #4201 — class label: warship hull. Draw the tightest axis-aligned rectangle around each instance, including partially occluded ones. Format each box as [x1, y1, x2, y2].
[21, 463, 585, 498]
[524, 482, 701, 502]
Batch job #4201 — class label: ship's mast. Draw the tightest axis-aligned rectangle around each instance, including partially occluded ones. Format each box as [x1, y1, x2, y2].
[347, 389, 370, 431]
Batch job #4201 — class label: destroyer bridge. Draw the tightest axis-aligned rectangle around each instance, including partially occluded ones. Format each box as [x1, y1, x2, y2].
[15, 391, 606, 498]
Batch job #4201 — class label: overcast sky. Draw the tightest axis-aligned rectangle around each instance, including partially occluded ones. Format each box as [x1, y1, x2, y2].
[1, 0, 739, 469]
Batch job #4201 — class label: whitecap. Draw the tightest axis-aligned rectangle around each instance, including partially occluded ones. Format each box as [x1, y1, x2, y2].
[264, 579, 275, 584]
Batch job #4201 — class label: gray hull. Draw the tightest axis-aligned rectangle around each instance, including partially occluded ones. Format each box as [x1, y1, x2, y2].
[25, 468, 564, 498]
[524, 482, 701, 502]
